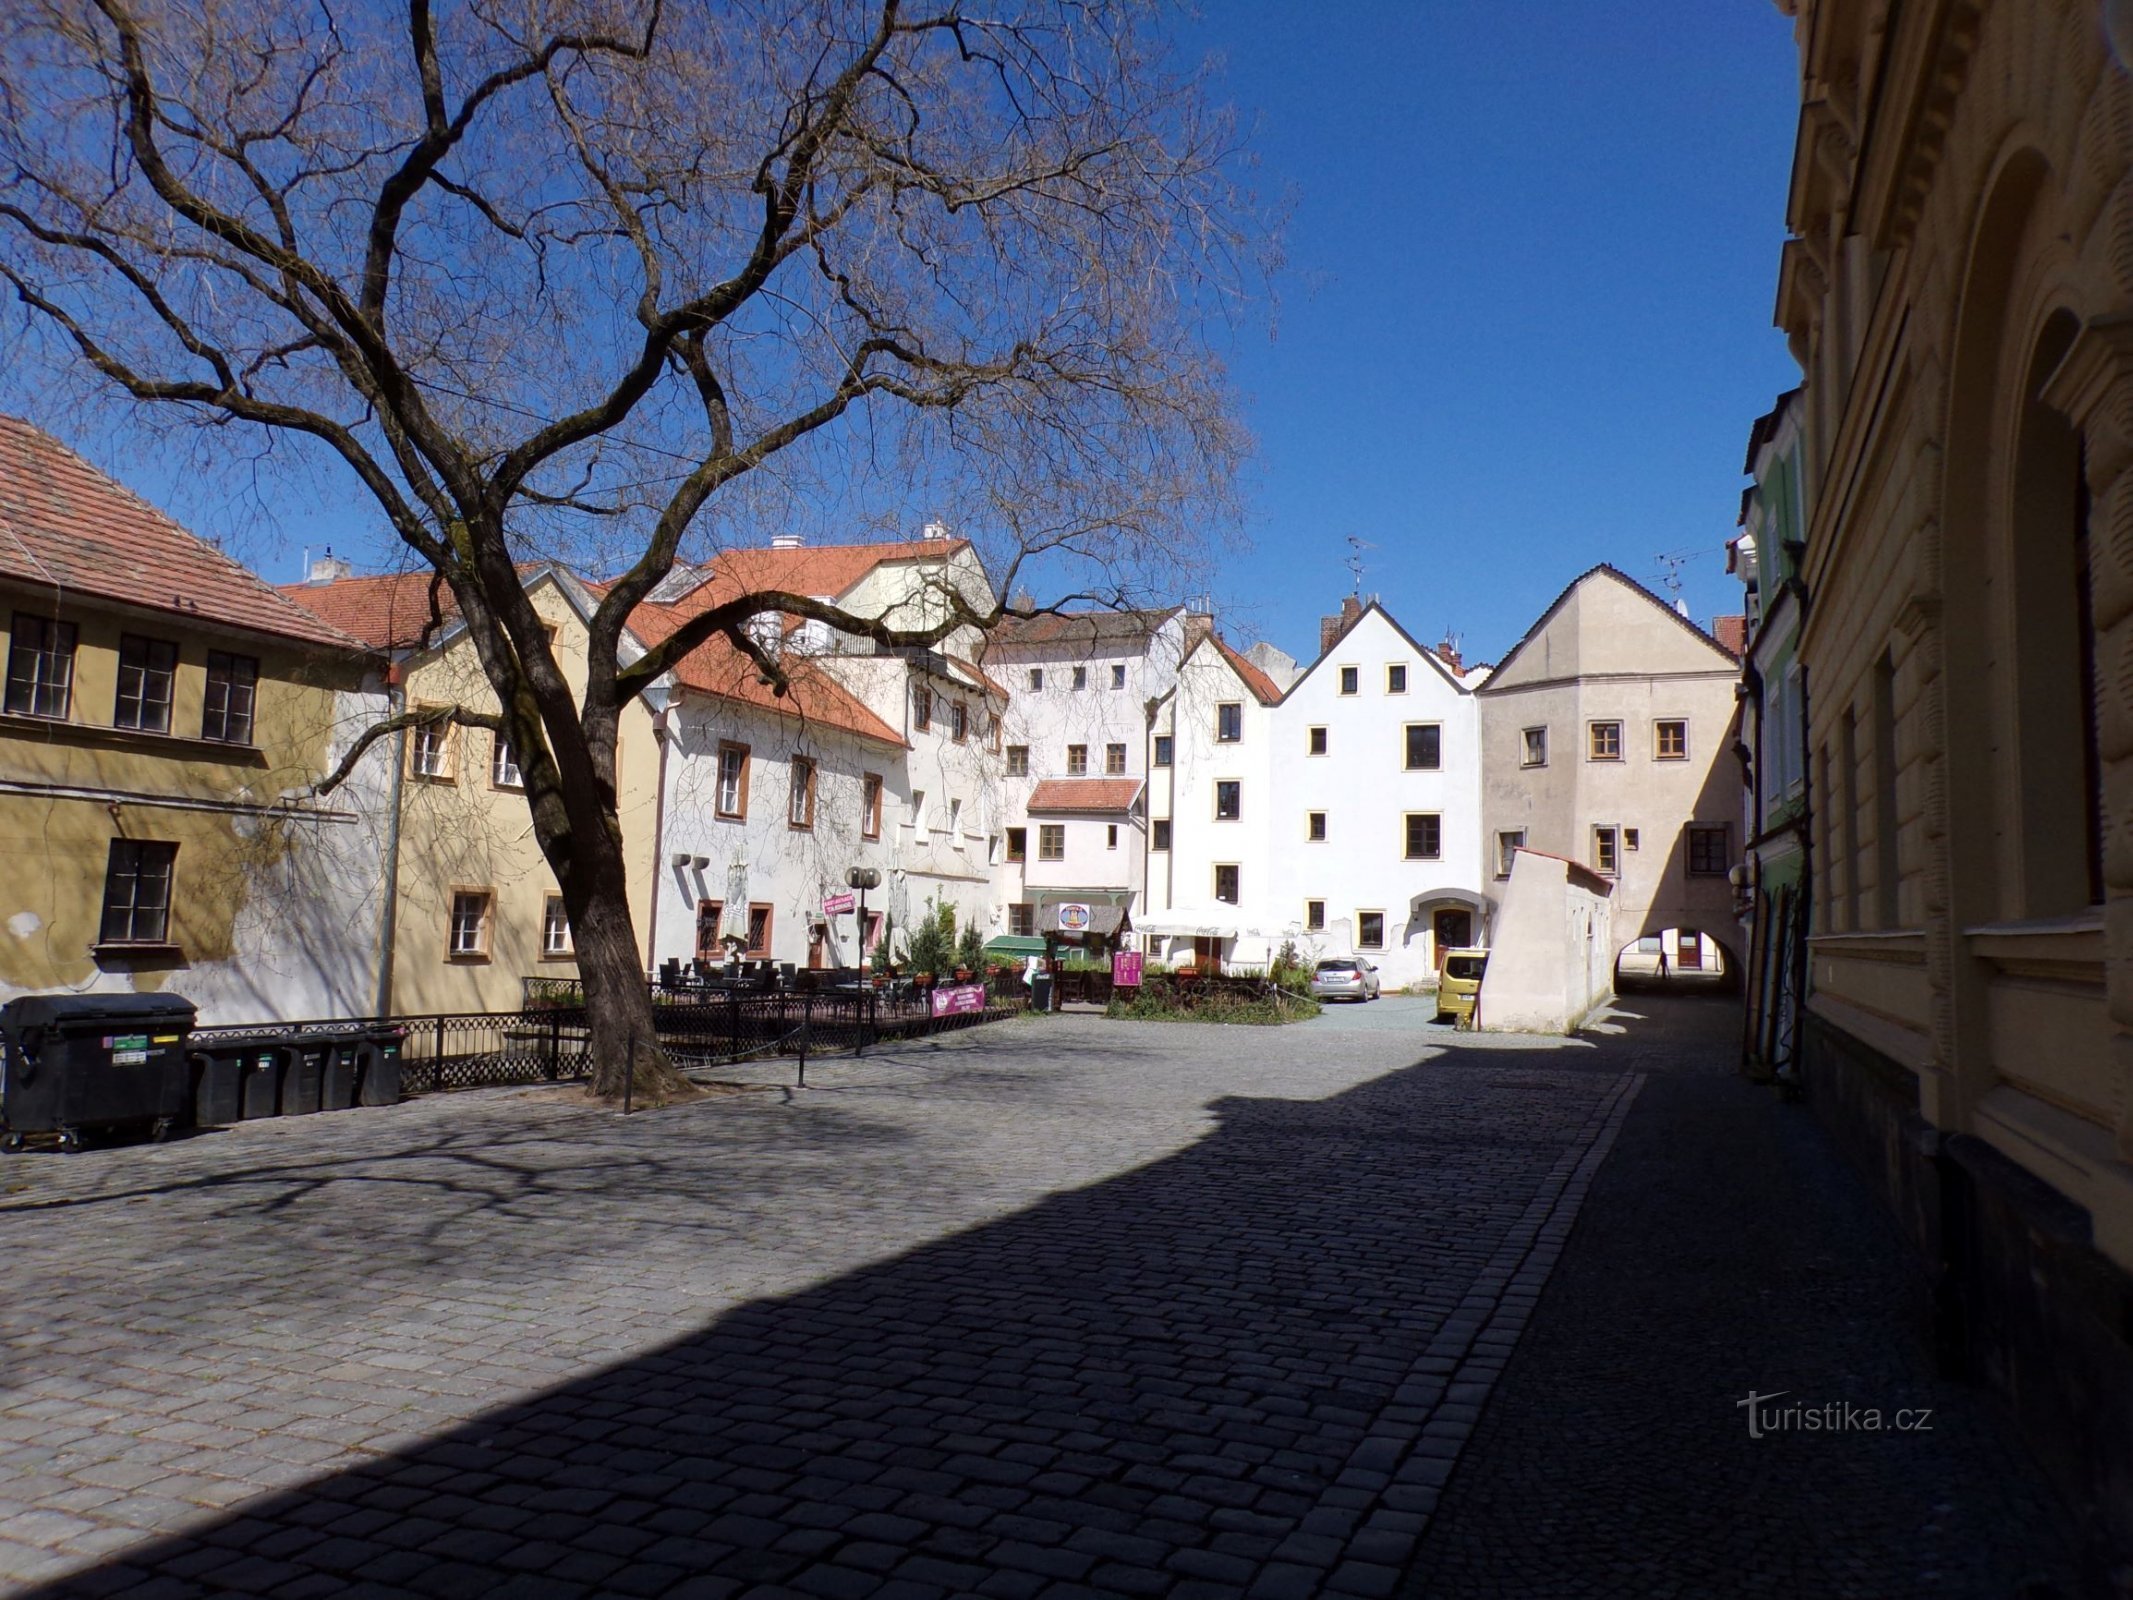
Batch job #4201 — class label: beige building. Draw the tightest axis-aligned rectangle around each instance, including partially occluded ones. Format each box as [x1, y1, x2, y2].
[1477, 565, 1743, 977]
[1769, 0, 2133, 1555]
[0, 418, 394, 1024]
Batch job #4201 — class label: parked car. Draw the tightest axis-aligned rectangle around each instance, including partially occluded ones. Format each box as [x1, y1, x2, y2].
[1310, 957, 1381, 1002]
[1436, 947, 1489, 1026]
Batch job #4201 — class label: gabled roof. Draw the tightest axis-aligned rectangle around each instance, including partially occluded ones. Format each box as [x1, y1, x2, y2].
[987, 607, 1177, 651]
[280, 568, 459, 651]
[0, 416, 370, 652]
[1027, 777, 1144, 814]
[1282, 599, 1468, 700]
[1210, 636, 1284, 705]
[1712, 615, 1749, 656]
[701, 537, 967, 603]
[1481, 564, 1742, 690]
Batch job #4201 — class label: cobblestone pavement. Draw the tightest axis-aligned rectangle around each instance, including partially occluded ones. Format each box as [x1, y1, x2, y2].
[2, 1000, 1621, 1597]
[1403, 994, 2085, 1599]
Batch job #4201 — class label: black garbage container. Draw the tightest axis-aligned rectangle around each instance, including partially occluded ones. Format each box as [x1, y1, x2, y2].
[240, 1044, 284, 1119]
[190, 1037, 277, 1127]
[357, 1024, 405, 1107]
[1, 993, 197, 1151]
[278, 1037, 326, 1115]
[1030, 970, 1055, 1013]
[315, 1026, 364, 1112]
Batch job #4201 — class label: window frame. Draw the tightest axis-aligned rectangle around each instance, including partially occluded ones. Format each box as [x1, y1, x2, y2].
[1213, 863, 1240, 905]
[715, 741, 751, 819]
[1307, 726, 1328, 756]
[1215, 702, 1242, 743]
[912, 684, 932, 732]
[490, 730, 524, 791]
[1404, 723, 1442, 772]
[1106, 823, 1119, 849]
[1521, 726, 1548, 768]
[1305, 899, 1326, 932]
[861, 772, 883, 840]
[1593, 824, 1620, 876]
[1038, 823, 1066, 861]
[1588, 721, 1623, 761]
[539, 894, 574, 960]
[788, 755, 817, 830]
[1153, 735, 1175, 767]
[1006, 826, 1027, 862]
[1005, 744, 1030, 777]
[1027, 667, 1044, 691]
[695, 898, 726, 961]
[98, 838, 177, 947]
[1403, 812, 1442, 860]
[201, 650, 258, 744]
[1356, 910, 1385, 949]
[1496, 829, 1526, 879]
[1338, 665, 1359, 696]
[1687, 823, 1731, 877]
[1307, 811, 1326, 842]
[950, 701, 968, 743]
[408, 707, 455, 781]
[1008, 903, 1035, 937]
[1072, 665, 1088, 690]
[5, 612, 77, 720]
[1151, 819, 1172, 851]
[1111, 663, 1127, 690]
[1105, 742, 1128, 776]
[447, 887, 494, 962]
[1214, 780, 1241, 822]
[1387, 663, 1408, 694]
[113, 633, 179, 733]
[1066, 743, 1089, 776]
[1654, 719, 1689, 761]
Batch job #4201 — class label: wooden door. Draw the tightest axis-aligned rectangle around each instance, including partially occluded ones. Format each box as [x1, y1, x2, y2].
[1679, 931, 1703, 970]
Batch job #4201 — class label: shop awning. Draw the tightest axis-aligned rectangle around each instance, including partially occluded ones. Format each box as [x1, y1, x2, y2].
[984, 935, 1048, 957]
[1137, 912, 1239, 938]
[1034, 898, 1131, 940]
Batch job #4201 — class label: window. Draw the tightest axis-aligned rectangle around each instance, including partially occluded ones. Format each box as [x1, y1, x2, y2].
[1404, 813, 1441, 859]
[1214, 864, 1240, 904]
[951, 702, 968, 742]
[1107, 823, 1119, 849]
[747, 904, 773, 957]
[1688, 824, 1731, 877]
[5, 614, 76, 719]
[114, 634, 178, 732]
[1105, 742, 1127, 776]
[1339, 665, 1359, 695]
[541, 896, 573, 957]
[910, 789, 928, 829]
[1404, 724, 1441, 771]
[1027, 668, 1044, 691]
[99, 839, 175, 945]
[1307, 812, 1326, 842]
[1039, 823, 1066, 861]
[1522, 727, 1547, 767]
[912, 685, 932, 731]
[861, 772, 883, 839]
[1594, 825, 1619, 876]
[1111, 664, 1127, 690]
[1589, 721, 1622, 760]
[948, 798, 962, 836]
[1387, 664, 1407, 694]
[1655, 720, 1688, 760]
[1216, 702, 1242, 742]
[788, 756, 816, 828]
[1073, 665, 1088, 690]
[1496, 830, 1525, 878]
[1067, 744, 1089, 776]
[716, 742, 750, 818]
[1154, 736, 1174, 767]
[1006, 745, 1030, 776]
[1624, 827, 1640, 852]
[491, 732, 523, 790]
[202, 651, 258, 744]
[1215, 780, 1241, 821]
[1357, 911, 1384, 948]
[1009, 903, 1035, 937]
[690, 899, 749, 959]
[988, 834, 1002, 865]
[1152, 819, 1172, 851]
[410, 711, 452, 780]
[448, 889, 492, 959]
[1308, 726, 1328, 756]
[1305, 899, 1326, 932]
[1006, 827, 1027, 862]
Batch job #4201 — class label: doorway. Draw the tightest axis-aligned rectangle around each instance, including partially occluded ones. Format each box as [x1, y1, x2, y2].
[1433, 908, 1473, 970]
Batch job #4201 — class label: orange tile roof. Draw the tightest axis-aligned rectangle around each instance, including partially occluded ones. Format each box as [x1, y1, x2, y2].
[1213, 636, 1284, 705]
[706, 537, 966, 602]
[279, 569, 461, 651]
[1027, 777, 1144, 814]
[0, 416, 370, 651]
[1712, 614, 1748, 657]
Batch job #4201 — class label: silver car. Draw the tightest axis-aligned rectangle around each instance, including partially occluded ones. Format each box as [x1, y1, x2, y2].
[1310, 957, 1381, 1002]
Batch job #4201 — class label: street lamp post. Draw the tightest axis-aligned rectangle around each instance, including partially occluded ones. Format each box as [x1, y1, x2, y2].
[846, 867, 882, 1056]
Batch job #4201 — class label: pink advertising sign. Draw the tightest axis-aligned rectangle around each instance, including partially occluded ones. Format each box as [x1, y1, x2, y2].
[1112, 951, 1145, 988]
[930, 982, 987, 1018]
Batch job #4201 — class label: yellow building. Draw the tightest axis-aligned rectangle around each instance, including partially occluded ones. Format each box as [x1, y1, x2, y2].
[1772, 0, 2133, 1552]
[0, 418, 394, 1023]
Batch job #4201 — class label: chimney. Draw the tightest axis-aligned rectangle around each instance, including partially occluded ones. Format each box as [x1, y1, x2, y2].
[1319, 594, 1365, 656]
[769, 532, 805, 549]
[1436, 633, 1463, 675]
[306, 548, 353, 585]
[1183, 612, 1215, 650]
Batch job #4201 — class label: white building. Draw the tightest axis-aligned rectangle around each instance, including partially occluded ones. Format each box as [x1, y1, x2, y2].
[980, 608, 1190, 935]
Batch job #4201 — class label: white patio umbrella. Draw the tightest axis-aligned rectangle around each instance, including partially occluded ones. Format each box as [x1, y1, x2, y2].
[720, 857, 750, 946]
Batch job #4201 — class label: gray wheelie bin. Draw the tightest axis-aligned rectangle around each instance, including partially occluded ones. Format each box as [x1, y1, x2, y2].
[1, 993, 196, 1151]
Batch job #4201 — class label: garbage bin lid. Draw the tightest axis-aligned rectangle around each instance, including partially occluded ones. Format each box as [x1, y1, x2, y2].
[0, 991, 199, 1032]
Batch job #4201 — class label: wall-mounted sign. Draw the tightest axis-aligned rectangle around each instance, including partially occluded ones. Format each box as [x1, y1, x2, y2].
[1056, 903, 1091, 932]
[822, 892, 856, 915]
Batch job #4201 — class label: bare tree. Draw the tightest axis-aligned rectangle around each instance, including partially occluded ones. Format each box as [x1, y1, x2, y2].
[0, 0, 1262, 1098]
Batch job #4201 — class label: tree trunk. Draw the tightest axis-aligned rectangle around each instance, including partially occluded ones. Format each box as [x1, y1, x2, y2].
[557, 820, 696, 1106]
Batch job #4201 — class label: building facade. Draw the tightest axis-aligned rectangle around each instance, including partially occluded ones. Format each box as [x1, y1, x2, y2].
[1766, 0, 2133, 1560]
[0, 418, 394, 1024]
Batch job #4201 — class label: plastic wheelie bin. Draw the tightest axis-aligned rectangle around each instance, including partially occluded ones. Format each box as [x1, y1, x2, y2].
[190, 1036, 278, 1127]
[0, 993, 197, 1151]
[278, 1036, 326, 1115]
[316, 1026, 364, 1112]
[358, 1024, 405, 1107]
[240, 1044, 284, 1119]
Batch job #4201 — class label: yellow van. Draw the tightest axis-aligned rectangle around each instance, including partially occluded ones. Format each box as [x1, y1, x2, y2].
[1436, 948, 1489, 1027]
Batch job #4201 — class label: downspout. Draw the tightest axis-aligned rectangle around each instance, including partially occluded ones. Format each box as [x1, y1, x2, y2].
[372, 659, 406, 1018]
[644, 703, 672, 978]
[1737, 660, 1765, 1076]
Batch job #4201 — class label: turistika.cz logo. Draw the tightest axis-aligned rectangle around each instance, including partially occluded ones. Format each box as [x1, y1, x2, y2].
[1736, 1390, 1935, 1439]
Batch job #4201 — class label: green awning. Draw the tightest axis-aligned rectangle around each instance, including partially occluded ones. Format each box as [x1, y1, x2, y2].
[985, 936, 1048, 956]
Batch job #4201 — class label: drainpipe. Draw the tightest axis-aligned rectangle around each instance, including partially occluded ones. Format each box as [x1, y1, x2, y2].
[644, 703, 673, 975]
[372, 660, 407, 1018]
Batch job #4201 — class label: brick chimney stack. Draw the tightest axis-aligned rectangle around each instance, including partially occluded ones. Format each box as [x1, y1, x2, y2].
[1319, 595, 1365, 657]
[1436, 634, 1464, 674]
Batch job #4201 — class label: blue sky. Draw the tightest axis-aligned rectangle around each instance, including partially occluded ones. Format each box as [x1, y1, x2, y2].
[1187, 1, 1804, 664]
[8, 2, 1802, 667]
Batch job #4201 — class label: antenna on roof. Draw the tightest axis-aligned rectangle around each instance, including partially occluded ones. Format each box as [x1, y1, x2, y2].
[1344, 535, 1375, 595]
[1653, 549, 1689, 605]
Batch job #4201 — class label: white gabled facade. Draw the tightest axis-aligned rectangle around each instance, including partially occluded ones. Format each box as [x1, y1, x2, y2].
[1268, 604, 1486, 987]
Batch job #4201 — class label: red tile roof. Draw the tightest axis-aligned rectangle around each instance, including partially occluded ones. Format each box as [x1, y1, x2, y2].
[1712, 614, 1748, 657]
[988, 607, 1175, 649]
[706, 538, 966, 602]
[0, 416, 370, 651]
[1213, 636, 1284, 705]
[279, 569, 461, 651]
[1027, 777, 1144, 814]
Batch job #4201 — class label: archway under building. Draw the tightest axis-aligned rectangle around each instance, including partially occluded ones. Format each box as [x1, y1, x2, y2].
[1615, 927, 1738, 994]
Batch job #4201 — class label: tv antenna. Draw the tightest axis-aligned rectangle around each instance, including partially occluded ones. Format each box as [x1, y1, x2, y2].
[1652, 547, 1695, 603]
[1345, 535, 1376, 595]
